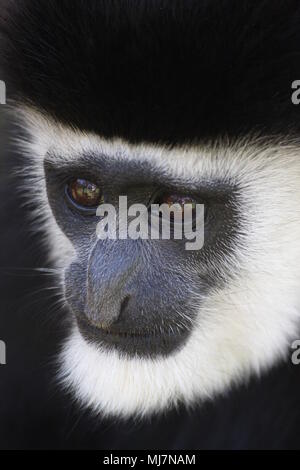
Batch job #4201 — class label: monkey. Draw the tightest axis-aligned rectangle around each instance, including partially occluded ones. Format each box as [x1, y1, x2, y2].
[1, 0, 300, 424]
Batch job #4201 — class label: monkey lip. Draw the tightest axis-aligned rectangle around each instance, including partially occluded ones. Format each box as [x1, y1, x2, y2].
[94, 326, 157, 339]
[76, 315, 190, 357]
[87, 317, 160, 338]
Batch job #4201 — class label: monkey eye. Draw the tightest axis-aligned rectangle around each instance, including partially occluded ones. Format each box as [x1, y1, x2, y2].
[152, 192, 207, 228]
[161, 194, 197, 214]
[154, 193, 199, 218]
[66, 178, 103, 211]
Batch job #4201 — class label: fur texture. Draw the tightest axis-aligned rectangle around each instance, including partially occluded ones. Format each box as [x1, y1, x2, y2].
[2, 1, 300, 418]
[1, 1, 300, 142]
[12, 107, 300, 417]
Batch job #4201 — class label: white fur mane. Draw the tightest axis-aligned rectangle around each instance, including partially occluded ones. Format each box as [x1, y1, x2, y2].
[12, 105, 300, 417]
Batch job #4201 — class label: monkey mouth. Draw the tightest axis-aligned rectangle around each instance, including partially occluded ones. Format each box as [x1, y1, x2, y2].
[85, 316, 163, 338]
[92, 326, 160, 339]
[76, 315, 190, 358]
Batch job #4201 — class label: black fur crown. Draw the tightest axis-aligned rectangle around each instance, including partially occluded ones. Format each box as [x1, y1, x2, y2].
[1, 0, 300, 143]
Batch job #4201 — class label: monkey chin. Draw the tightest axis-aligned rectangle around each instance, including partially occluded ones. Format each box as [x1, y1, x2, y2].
[57, 284, 296, 420]
[58, 324, 225, 419]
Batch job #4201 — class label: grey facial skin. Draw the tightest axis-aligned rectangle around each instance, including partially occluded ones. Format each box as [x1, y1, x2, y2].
[44, 153, 240, 358]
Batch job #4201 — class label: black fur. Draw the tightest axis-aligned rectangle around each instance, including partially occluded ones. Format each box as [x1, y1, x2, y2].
[1, 0, 300, 143]
[1, 0, 300, 449]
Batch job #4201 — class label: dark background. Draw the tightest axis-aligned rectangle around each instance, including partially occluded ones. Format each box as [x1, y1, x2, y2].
[0, 110, 300, 450]
[1, 0, 300, 450]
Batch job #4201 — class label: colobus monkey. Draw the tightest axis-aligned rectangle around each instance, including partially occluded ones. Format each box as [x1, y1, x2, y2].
[1, 0, 300, 419]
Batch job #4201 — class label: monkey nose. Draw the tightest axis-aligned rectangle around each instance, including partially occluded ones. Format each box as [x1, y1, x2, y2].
[85, 240, 140, 329]
[85, 291, 130, 330]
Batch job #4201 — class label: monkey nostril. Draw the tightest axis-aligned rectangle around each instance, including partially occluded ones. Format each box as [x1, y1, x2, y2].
[103, 295, 131, 329]
[114, 295, 131, 325]
[84, 294, 131, 331]
[120, 295, 130, 314]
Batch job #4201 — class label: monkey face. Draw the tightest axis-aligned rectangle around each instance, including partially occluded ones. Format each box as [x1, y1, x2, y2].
[13, 111, 300, 417]
[2, 0, 300, 417]
[43, 146, 239, 358]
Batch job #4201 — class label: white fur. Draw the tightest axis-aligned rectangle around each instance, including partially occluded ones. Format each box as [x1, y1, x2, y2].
[12, 105, 300, 417]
